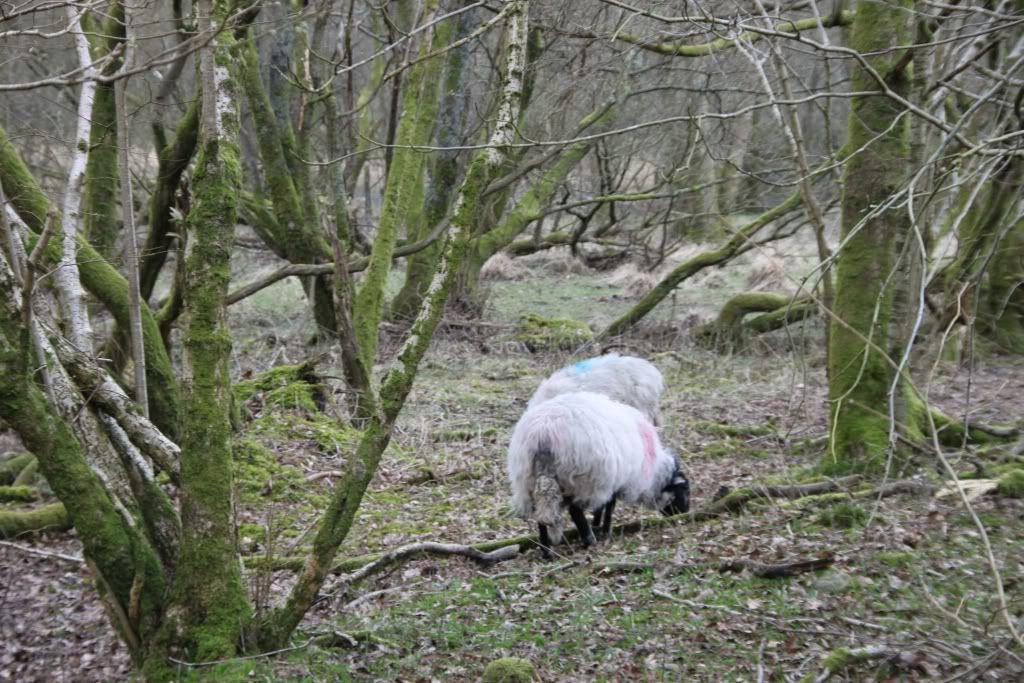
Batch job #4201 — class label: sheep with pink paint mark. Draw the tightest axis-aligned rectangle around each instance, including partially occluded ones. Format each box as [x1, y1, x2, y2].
[527, 353, 665, 426]
[508, 391, 689, 557]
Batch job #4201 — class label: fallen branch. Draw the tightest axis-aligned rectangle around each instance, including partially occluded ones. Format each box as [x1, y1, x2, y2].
[0, 539, 84, 564]
[249, 476, 866, 574]
[0, 503, 71, 539]
[0, 485, 39, 503]
[340, 542, 520, 589]
[718, 555, 834, 578]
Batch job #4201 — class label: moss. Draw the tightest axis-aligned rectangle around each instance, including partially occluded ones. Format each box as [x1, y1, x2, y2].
[482, 657, 534, 683]
[824, 0, 915, 476]
[701, 439, 769, 459]
[514, 313, 593, 351]
[0, 485, 39, 503]
[877, 551, 914, 568]
[691, 419, 777, 438]
[821, 647, 853, 672]
[996, 469, 1024, 498]
[0, 502, 70, 538]
[433, 426, 499, 442]
[816, 503, 869, 529]
[781, 492, 851, 510]
[355, 0, 446, 358]
[0, 453, 35, 485]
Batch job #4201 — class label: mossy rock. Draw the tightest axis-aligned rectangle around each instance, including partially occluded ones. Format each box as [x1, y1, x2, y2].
[997, 469, 1024, 498]
[816, 502, 869, 529]
[513, 313, 593, 351]
[482, 657, 534, 683]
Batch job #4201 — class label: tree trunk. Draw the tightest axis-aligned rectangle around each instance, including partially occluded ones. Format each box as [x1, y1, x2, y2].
[824, 0, 917, 474]
[390, 2, 476, 321]
[352, 0, 450, 365]
[150, 0, 251, 665]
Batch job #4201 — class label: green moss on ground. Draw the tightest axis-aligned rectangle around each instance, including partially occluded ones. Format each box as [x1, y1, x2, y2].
[482, 657, 534, 683]
[816, 502, 869, 529]
[513, 313, 593, 351]
[997, 469, 1024, 498]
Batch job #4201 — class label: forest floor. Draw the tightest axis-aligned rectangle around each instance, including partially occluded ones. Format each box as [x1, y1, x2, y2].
[2, 241, 1023, 682]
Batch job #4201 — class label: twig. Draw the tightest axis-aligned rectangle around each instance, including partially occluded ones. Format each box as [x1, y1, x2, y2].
[306, 470, 345, 482]
[0, 540, 84, 564]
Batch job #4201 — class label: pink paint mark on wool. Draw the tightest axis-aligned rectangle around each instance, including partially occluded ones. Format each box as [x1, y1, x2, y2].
[639, 421, 657, 480]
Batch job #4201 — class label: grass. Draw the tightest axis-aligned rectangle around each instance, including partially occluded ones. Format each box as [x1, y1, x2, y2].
[221, 247, 1023, 681]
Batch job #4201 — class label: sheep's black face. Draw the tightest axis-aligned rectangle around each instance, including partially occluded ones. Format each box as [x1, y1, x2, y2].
[660, 466, 690, 517]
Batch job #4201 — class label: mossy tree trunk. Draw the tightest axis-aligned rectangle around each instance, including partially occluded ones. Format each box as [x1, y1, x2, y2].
[255, 0, 531, 649]
[150, 0, 251, 665]
[824, 0, 917, 475]
[940, 158, 1023, 352]
[390, 1, 476, 321]
[0, 244, 166, 667]
[139, 100, 199, 302]
[234, 21, 336, 337]
[352, 0, 449, 366]
[0, 127, 181, 439]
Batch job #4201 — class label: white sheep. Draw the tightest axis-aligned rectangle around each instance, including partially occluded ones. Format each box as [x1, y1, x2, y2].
[507, 391, 689, 556]
[527, 353, 665, 426]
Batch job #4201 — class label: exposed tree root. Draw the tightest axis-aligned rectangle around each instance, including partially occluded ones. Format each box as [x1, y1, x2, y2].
[0, 503, 70, 539]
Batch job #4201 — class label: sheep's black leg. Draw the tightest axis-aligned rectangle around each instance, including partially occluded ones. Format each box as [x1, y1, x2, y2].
[600, 496, 616, 539]
[538, 523, 554, 559]
[569, 504, 596, 547]
[592, 506, 605, 535]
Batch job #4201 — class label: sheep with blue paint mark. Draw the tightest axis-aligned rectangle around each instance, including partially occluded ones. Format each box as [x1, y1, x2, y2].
[527, 353, 665, 426]
[508, 391, 689, 557]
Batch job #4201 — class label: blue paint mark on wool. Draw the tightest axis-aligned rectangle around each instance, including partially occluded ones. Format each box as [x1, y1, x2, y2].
[572, 359, 595, 374]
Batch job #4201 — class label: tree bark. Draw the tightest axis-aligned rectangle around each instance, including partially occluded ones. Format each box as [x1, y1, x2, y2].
[824, 0, 917, 474]
[151, 0, 251, 664]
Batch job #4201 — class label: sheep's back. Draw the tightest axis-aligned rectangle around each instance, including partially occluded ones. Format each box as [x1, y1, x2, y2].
[527, 355, 664, 425]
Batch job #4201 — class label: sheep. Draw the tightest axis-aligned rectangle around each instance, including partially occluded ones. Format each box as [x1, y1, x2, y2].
[527, 353, 665, 426]
[507, 391, 690, 557]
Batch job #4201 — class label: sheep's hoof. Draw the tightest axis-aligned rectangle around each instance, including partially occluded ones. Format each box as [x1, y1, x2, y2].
[581, 533, 597, 548]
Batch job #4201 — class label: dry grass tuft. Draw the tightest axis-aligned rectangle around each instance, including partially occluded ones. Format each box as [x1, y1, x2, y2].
[480, 253, 527, 281]
[746, 252, 788, 291]
[607, 263, 658, 298]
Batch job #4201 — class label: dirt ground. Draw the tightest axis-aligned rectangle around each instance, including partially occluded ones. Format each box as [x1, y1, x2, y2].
[2, 247, 1023, 682]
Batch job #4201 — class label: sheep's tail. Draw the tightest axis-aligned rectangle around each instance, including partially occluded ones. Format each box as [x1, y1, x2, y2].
[531, 446, 565, 545]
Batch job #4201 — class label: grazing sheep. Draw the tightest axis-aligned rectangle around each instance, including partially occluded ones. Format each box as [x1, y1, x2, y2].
[527, 353, 665, 426]
[508, 391, 690, 557]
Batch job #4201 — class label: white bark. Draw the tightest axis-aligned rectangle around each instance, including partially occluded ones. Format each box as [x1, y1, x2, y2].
[58, 6, 96, 353]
